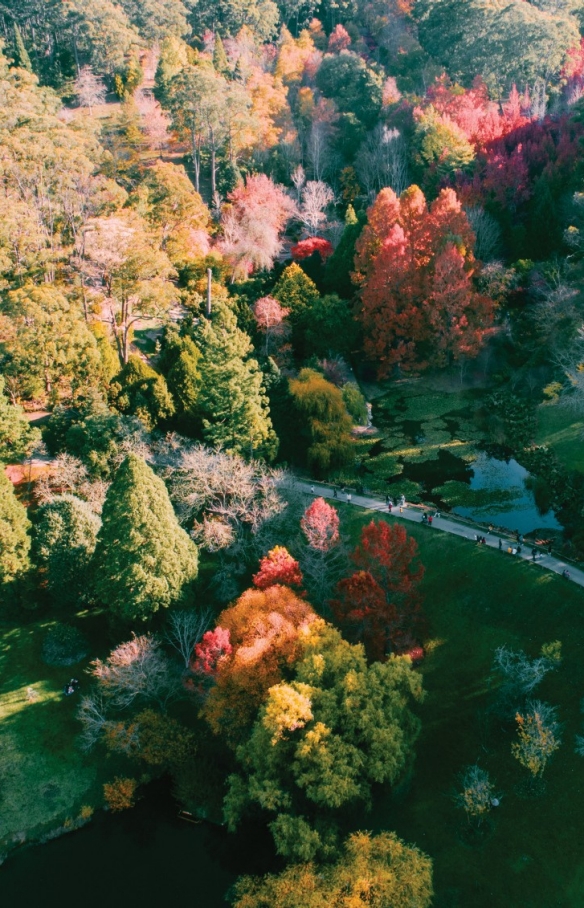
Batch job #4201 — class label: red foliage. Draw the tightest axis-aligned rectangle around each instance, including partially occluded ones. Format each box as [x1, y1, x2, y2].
[332, 520, 426, 660]
[354, 185, 494, 373]
[290, 237, 334, 261]
[253, 546, 304, 590]
[327, 24, 351, 53]
[191, 627, 232, 678]
[301, 497, 340, 551]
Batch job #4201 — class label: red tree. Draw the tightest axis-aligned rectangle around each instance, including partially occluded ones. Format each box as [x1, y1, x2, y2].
[290, 237, 333, 261]
[253, 296, 290, 354]
[328, 24, 351, 53]
[253, 546, 304, 590]
[354, 185, 494, 373]
[191, 627, 232, 678]
[334, 520, 426, 659]
[301, 497, 340, 551]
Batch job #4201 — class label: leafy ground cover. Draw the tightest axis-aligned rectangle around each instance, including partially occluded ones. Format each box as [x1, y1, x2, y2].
[0, 613, 122, 859]
[340, 507, 584, 908]
[536, 403, 584, 474]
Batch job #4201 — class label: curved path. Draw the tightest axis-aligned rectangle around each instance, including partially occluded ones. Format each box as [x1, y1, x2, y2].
[294, 480, 584, 589]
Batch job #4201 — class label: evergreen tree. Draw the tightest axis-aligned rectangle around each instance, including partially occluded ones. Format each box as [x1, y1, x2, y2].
[0, 469, 31, 594]
[213, 35, 230, 76]
[109, 355, 175, 431]
[12, 24, 33, 73]
[0, 375, 40, 463]
[194, 303, 277, 460]
[272, 263, 320, 359]
[33, 495, 101, 608]
[93, 454, 199, 623]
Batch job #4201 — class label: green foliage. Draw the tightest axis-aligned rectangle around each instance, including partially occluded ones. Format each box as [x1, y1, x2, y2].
[288, 369, 354, 474]
[193, 304, 277, 460]
[110, 355, 175, 431]
[323, 209, 363, 299]
[342, 382, 368, 425]
[32, 495, 101, 608]
[273, 263, 321, 359]
[224, 621, 423, 861]
[0, 375, 40, 462]
[232, 830, 433, 908]
[364, 452, 404, 479]
[0, 469, 31, 588]
[302, 294, 359, 359]
[188, 0, 280, 41]
[433, 480, 521, 510]
[41, 623, 89, 666]
[160, 326, 202, 436]
[316, 51, 383, 129]
[93, 454, 199, 623]
[12, 23, 33, 73]
[413, 107, 475, 185]
[484, 393, 537, 450]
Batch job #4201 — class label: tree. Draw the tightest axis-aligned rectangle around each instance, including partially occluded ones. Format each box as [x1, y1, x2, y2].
[82, 212, 177, 366]
[0, 375, 40, 463]
[301, 497, 340, 551]
[220, 175, 296, 280]
[93, 454, 199, 623]
[298, 181, 335, 236]
[253, 297, 290, 356]
[232, 830, 433, 908]
[202, 585, 317, 747]
[12, 23, 33, 73]
[291, 238, 333, 262]
[272, 263, 321, 358]
[138, 161, 209, 265]
[159, 328, 202, 436]
[186, 0, 279, 42]
[512, 701, 562, 783]
[302, 294, 359, 359]
[252, 546, 303, 590]
[165, 608, 212, 670]
[224, 620, 423, 861]
[89, 633, 178, 710]
[335, 520, 425, 660]
[492, 643, 561, 714]
[74, 66, 107, 113]
[109, 356, 175, 431]
[316, 52, 383, 129]
[289, 369, 353, 473]
[193, 303, 277, 459]
[191, 627, 233, 679]
[454, 765, 498, 828]
[103, 777, 138, 812]
[354, 186, 494, 374]
[0, 284, 102, 403]
[32, 495, 101, 608]
[0, 469, 31, 590]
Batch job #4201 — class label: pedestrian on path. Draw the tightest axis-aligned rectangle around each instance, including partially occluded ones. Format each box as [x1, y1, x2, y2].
[532, 547, 537, 562]
[428, 515, 433, 526]
[310, 485, 315, 494]
[347, 493, 352, 504]
[333, 488, 338, 498]
[548, 543, 552, 555]
[498, 538, 502, 551]
[388, 499, 393, 512]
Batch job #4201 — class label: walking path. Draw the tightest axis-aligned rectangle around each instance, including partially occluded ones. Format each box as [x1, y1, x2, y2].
[294, 480, 584, 589]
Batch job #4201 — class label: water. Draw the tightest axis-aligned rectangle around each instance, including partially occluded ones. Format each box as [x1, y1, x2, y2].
[451, 452, 562, 534]
[0, 781, 275, 908]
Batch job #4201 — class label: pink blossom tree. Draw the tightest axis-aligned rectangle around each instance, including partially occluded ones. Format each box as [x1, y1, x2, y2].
[253, 295, 290, 355]
[301, 497, 340, 551]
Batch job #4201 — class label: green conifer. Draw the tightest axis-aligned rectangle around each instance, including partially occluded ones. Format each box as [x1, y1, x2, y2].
[213, 35, 230, 76]
[0, 469, 31, 589]
[93, 454, 199, 623]
[12, 24, 33, 73]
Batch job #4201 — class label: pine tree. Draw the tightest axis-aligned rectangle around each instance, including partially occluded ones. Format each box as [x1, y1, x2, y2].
[33, 495, 101, 608]
[272, 263, 321, 359]
[0, 469, 31, 590]
[194, 303, 277, 460]
[12, 24, 32, 73]
[93, 454, 199, 623]
[213, 35, 230, 76]
[0, 375, 40, 463]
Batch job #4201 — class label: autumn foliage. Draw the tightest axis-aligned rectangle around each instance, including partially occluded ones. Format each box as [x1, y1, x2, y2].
[253, 546, 304, 590]
[290, 237, 334, 261]
[191, 627, 233, 679]
[201, 585, 317, 746]
[301, 497, 340, 551]
[354, 185, 495, 373]
[332, 520, 425, 661]
[103, 776, 138, 812]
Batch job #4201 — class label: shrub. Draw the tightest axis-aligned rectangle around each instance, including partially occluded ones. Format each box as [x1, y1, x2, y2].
[103, 776, 138, 812]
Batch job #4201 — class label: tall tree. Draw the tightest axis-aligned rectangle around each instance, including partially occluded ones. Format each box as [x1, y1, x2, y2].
[193, 303, 277, 459]
[0, 375, 40, 462]
[289, 369, 353, 472]
[0, 469, 31, 594]
[354, 185, 494, 374]
[224, 620, 423, 861]
[109, 356, 175, 431]
[93, 454, 199, 623]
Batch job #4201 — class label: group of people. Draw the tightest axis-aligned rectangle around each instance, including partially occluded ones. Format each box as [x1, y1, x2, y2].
[63, 678, 79, 697]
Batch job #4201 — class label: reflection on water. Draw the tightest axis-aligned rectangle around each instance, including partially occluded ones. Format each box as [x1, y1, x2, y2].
[452, 452, 562, 534]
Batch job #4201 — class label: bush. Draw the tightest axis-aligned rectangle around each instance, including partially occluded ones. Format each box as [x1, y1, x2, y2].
[342, 382, 368, 425]
[103, 776, 138, 812]
[41, 624, 89, 666]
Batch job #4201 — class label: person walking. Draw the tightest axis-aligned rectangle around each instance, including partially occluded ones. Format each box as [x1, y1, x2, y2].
[310, 485, 315, 494]
[347, 493, 352, 505]
[532, 546, 537, 562]
[498, 538, 503, 551]
[547, 543, 553, 556]
[388, 499, 393, 512]
[333, 487, 338, 499]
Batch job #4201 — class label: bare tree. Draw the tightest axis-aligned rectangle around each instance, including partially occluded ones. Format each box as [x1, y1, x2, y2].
[306, 121, 331, 183]
[493, 644, 559, 713]
[89, 634, 178, 711]
[454, 765, 499, 826]
[298, 180, 335, 236]
[77, 692, 111, 751]
[75, 66, 107, 114]
[355, 125, 408, 200]
[165, 608, 213, 669]
[291, 164, 306, 203]
[135, 89, 171, 152]
[465, 206, 502, 261]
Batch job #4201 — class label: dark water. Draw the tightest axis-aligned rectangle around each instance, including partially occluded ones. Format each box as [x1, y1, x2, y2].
[0, 781, 272, 908]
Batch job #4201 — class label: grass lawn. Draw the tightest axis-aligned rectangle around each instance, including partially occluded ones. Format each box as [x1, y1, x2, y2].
[0, 613, 123, 859]
[342, 506, 584, 908]
[536, 403, 584, 473]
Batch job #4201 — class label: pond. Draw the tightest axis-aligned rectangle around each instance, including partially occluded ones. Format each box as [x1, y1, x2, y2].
[450, 452, 562, 534]
[0, 781, 274, 908]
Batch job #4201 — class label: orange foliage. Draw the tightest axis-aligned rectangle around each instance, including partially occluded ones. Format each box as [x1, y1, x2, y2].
[103, 777, 138, 812]
[253, 546, 304, 590]
[202, 586, 316, 746]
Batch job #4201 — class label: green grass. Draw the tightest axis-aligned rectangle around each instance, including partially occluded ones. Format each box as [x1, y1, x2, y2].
[536, 403, 584, 473]
[341, 506, 584, 908]
[0, 614, 122, 857]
